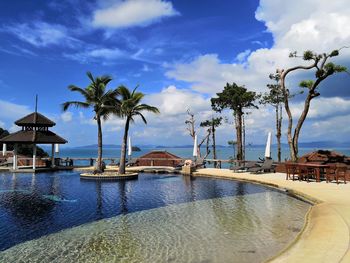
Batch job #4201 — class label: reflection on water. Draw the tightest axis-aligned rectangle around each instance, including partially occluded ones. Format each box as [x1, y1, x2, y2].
[0, 172, 310, 262]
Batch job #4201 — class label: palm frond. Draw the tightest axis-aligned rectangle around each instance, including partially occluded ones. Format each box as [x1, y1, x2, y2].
[135, 112, 147, 124]
[117, 85, 131, 100]
[131, 85, 139, 96]
[86, 72, 95, 85]
[134, 104, 160, 114]
[62, 101, 90, 111]
[68, 85, 90, 98]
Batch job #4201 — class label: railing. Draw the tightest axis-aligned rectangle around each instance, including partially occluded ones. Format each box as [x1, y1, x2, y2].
[9, 157, 238, 169]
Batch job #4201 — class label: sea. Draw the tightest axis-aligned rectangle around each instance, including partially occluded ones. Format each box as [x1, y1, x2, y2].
[53, 145, 350, 168]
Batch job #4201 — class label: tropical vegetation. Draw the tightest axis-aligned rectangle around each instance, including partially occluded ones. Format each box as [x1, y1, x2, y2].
[62, 72, 119, 173]
[277, 48, 348, 161]
[116, 86, 159, 174]
[211, 83, 258, 161]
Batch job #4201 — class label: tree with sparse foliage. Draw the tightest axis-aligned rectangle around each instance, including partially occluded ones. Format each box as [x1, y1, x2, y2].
[62, 72, 119, 173]
[211, 83, 258, 161]
[200, 117, 222, 167]
[117, 86, 159, 175]
[277, 48, 348, 161]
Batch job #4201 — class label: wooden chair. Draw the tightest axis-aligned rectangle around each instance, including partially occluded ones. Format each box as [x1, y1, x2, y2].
[326, 165, 347, 184]
[325, 165, 337, 183]
[285, 163, 299, 180]
[299, 166, 316, 183]
[336, 166, 347, 184]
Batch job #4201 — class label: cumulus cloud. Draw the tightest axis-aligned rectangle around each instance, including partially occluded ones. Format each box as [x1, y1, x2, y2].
[145, 85, 210, 116]
[292, 97, 350, 119]
[61, 112, 73, 122]
[2, 21, 78, 48]
[92, 0, 179, 29]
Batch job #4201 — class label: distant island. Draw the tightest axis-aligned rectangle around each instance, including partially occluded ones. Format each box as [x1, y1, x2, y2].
[132, 146, 141, 151]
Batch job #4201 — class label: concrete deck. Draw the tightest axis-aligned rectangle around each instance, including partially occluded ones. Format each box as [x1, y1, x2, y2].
[194, 168, 350, 263]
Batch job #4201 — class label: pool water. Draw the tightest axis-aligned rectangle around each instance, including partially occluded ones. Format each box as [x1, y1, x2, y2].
[0, 172, 310, 262]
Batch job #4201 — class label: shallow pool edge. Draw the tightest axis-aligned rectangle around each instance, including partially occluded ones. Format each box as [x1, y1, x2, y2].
[193, 171, 321, 263]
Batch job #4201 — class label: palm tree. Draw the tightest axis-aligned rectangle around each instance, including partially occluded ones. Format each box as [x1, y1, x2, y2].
[117, 86, 159, 174]
[62, 72, 119, 173]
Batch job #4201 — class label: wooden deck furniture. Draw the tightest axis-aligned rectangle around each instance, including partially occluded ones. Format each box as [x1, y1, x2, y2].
[285, 163, 299, 180]
[296, 163, 329, 182]
[326, 165, 347, 184]
[325, 165, 337, 183]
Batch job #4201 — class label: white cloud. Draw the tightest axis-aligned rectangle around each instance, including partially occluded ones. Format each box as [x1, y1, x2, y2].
[311, 114, 350, 139]
[2, 21, 78, 48]
[292, 97, 350, 119]
[64, 47, 125, 63]
[0, 100, 31, 123]
[92, 0, 179, 28]
[142, 64, 151, 72]
[145, 85, 210, 116]
[61, 112, 73, 122]
[236, 49, 251, 63]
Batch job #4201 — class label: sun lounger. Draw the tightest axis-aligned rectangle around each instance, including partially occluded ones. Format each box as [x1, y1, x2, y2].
[248, 158, 275, 173]
[126, 159, 138, 167]
[230, 161, 257, 172]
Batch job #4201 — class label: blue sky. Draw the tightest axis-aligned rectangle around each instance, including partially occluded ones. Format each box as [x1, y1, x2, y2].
[0, 0, 349, 147]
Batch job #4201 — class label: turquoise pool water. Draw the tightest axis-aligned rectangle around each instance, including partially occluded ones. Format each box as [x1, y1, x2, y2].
[0, 172, 310, 262]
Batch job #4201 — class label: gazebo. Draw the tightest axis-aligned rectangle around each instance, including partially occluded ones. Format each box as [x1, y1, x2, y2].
[0, 111, 67, 171]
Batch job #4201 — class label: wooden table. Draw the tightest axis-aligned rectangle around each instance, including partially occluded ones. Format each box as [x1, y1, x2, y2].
[296, 163, 330, 182]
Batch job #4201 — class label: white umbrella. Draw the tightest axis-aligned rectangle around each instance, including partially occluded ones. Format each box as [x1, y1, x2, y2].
[128, 136, 132, 157]
[2, 143, 6, 156]
[193, 134, 198, 158]
[55, 144, 60, 154]
[264, 132, 272, 158]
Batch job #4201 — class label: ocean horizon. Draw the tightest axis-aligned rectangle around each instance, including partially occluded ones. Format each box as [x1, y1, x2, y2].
[52, 145, 350, 164]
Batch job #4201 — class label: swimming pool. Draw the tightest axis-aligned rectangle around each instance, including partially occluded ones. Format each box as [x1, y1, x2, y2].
[0, 171, 310, 262]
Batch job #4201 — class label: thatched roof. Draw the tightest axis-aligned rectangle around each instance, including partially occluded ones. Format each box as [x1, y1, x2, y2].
[138, 150, 181, 159]
[299, 150, 350, 165]
[0, 130, 67, 144]
[15, 112, 55, 127]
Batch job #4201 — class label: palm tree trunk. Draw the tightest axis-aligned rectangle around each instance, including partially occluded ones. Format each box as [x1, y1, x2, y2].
[96, 114, 103, 172]
[119, 117, 130, 174]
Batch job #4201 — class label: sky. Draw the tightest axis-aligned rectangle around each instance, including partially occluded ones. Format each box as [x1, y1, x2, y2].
[0, 0, 349, 147]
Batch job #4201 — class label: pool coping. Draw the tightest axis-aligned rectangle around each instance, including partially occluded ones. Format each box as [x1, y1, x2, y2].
[194, 168, 350, 263]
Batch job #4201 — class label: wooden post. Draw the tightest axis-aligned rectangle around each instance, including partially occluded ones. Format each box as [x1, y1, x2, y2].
[13, 143, 18, 170]
[51, 144, 54, 168]
[33, 144, 36, 170]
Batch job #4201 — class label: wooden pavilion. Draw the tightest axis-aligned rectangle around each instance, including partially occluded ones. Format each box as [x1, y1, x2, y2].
[0, 111, 67, 171]
[137, 150, 182, 167]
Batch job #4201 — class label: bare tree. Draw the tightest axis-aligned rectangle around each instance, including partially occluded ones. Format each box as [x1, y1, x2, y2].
[200, 117, 223, 167]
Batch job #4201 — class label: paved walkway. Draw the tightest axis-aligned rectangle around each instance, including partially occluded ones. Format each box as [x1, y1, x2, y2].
[194, 168, 350, 263]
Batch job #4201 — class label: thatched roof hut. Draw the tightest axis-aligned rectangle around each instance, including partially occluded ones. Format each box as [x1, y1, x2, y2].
[298, 150, 350, 165]
[137, 150, 182, 167]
